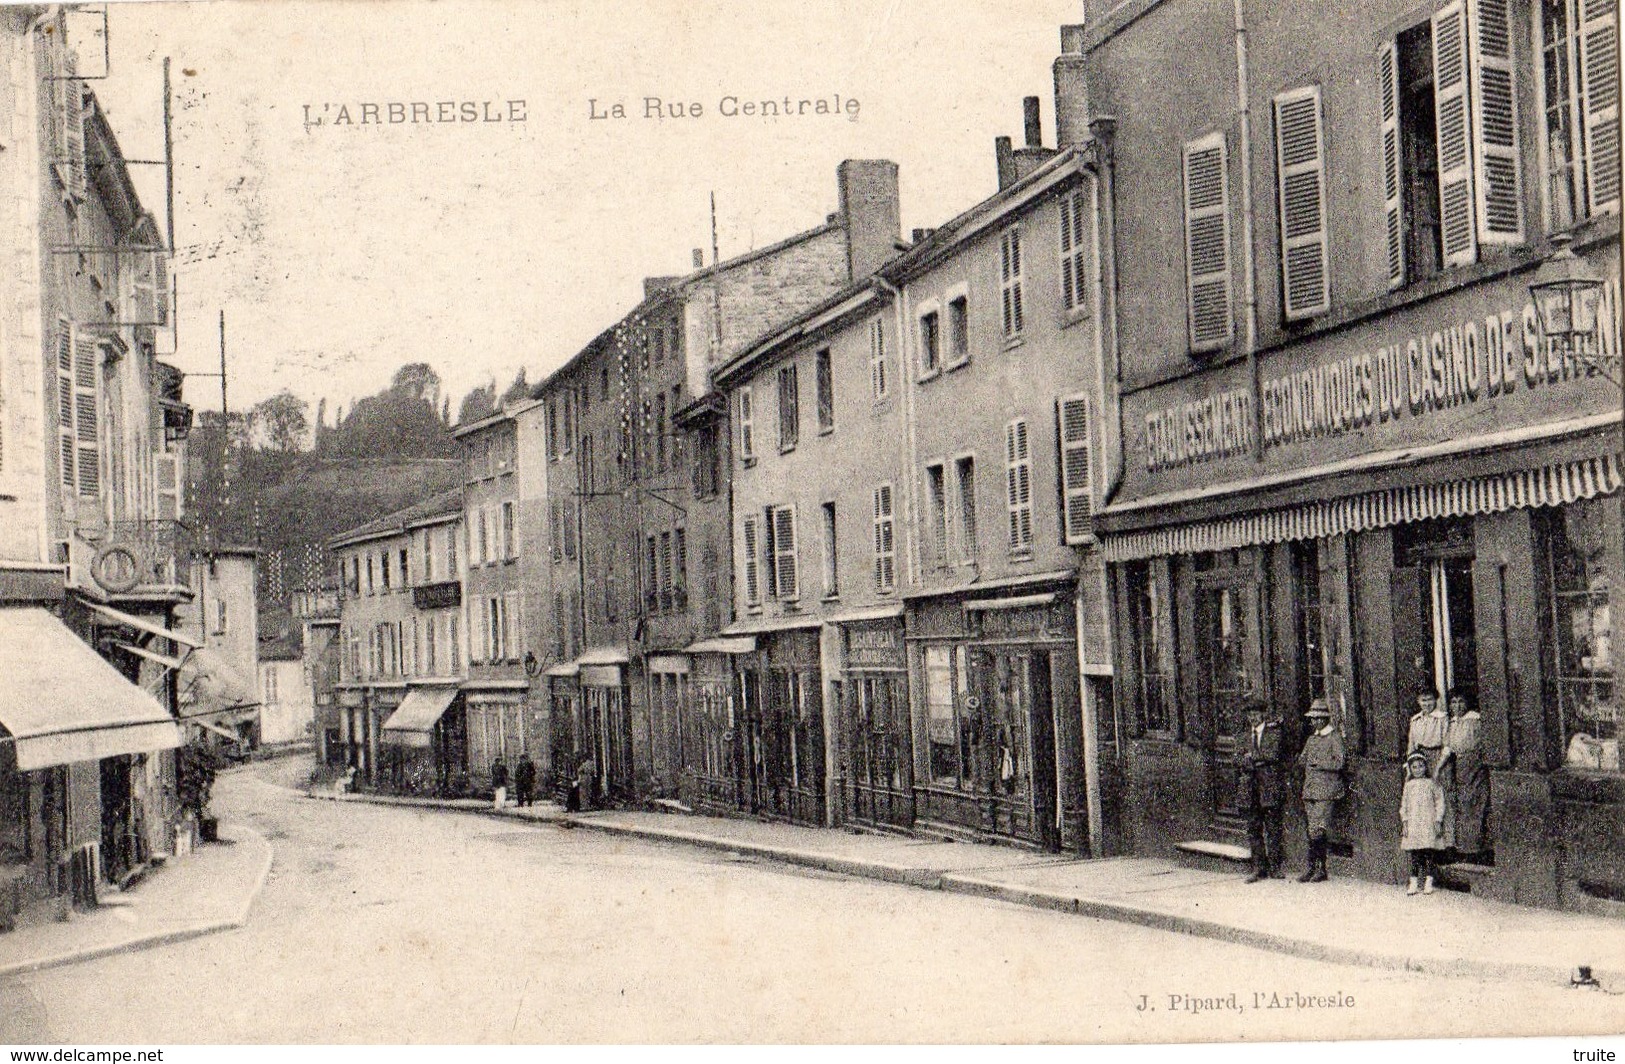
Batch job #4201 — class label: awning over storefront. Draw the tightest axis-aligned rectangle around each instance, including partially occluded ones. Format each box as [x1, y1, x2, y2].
[1102, 453, 1623, 562]
[684, 636, 757, 655]
[647, 653, 691, 674]
[380, 685, 459, 748]
[719, 615, 821, 637]
[85, 600, 203, 650]
[577, 646, 629, 666]
[964, 592, 1058, 612]
[0, 608, 182, 771]
[544, 661, 579, 677]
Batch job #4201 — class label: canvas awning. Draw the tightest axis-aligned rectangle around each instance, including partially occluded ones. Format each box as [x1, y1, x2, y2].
[85, 600, 203, 650]
[0, 608, 182, 771]
[380, 686, 459, 748]
[684, 636, 758, 655]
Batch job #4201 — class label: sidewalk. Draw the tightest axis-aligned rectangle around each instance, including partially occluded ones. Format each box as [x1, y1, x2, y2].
[313, 785, 1625, 987]
[0, 822, 273, 979]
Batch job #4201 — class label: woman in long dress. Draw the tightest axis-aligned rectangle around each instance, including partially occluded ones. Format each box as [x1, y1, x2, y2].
[1447, 690, 1490, 859]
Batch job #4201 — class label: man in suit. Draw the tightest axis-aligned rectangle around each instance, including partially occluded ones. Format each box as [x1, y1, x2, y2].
[1237, 696, 1285, 882]
[1298, 697, 1346, 883]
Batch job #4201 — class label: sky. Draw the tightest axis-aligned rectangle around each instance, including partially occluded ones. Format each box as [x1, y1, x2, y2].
[86, 0, 1084, 419]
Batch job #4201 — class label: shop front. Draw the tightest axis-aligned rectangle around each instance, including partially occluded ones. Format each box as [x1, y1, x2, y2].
[577, 649, 634, 805]
[545, 665, 579, 801]
[464, 685, 531, 796]
[677, 638, 754, 816]
[1101, 258, 1623, 912]
[379, 683, 463, 796]
[905, 582, 1086, 852]
[732, 626, 826, 826]
[836, 618, 912, 831]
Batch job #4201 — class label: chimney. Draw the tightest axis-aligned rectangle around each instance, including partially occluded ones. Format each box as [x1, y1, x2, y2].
[1023, 95, 1042, 148]
[692, 248, 705, 269]
[1054, 25, 1091, 148]
[995, 135, 1018, 190]
[837, 159, 901, 281]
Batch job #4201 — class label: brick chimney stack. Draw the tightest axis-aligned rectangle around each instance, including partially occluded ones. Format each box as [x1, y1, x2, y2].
[837, 159, 901, 282]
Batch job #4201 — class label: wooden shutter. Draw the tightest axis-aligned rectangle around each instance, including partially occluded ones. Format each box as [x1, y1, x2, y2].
[872, 485, 895, 592]
[1057, 394, 1093, 545]
[1183, 134, 1233, 351]
[73, 332, 99, 497]
[738, 387, 754, 460]
[1579, 0, 1620, 215]
[61, 69, 87, 201]
[1060, 191, 1088, 312]
[1467, 0, 1524, 243]
[1273, 86, 1331, 319]
[155, 452, 180, 520]
[56, 322, 75, 489]
[1433, 1, 1478, 268]
[772, 505, 798, 601]
[742, 514, 761, 605]
[869, 319, 886, 398]
[1005, 419, 1033, 550]
[1378, 41, 1406, 290]
[1000, 228, 1024, 336]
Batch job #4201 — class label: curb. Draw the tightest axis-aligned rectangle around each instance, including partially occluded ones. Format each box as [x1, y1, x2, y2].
[0, 822, 275, 980]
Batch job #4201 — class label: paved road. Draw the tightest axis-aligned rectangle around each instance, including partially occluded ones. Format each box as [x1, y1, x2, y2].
[3, 758, 1622, 1043]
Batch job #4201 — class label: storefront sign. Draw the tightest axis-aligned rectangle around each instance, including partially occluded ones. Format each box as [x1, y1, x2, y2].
[845, 625, 904, 670]
[1144, 278, 1621, 472]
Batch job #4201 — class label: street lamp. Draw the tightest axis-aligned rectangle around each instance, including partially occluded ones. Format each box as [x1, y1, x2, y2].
[1529, 232, 1613, 384]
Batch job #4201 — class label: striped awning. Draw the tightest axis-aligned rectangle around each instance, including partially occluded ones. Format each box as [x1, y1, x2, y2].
[1102, 454, 1622, 562]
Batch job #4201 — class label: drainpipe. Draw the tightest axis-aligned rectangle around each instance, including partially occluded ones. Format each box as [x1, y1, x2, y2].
[1234, 0, 1263, 460]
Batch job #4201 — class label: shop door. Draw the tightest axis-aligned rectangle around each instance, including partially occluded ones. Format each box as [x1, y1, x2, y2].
[967, 647, 1057, 848]
[847, 673, 913, 828]
[604, 686, 635, 801]
[99, 756, 135, 882]
[736, 667, 766, 814]
[1195, 575, 1263, 833]
[582, 690, 606, 806]
[1392, 556, 1478, 726]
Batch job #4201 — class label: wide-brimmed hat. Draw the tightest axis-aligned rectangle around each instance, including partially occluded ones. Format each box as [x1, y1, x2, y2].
[1305, 698, 1332, 719]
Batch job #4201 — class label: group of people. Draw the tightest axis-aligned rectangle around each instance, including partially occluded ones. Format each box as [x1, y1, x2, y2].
[1237, 687, 1489, 895]
[488, 754, 539, 810]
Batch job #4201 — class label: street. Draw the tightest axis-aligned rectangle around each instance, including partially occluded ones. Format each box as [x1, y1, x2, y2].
[3, 757, 1623, 1044]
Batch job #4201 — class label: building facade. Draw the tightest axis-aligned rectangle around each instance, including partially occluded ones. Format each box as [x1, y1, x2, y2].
[330, 490, 467, 795]
[1085, 0, 1622, 910]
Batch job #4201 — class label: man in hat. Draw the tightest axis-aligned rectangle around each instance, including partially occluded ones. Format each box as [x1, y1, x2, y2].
[1298, 697, 1346, 883]
[1237, 696, 1286, 882]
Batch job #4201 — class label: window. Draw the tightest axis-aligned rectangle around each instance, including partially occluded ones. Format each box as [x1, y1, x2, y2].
[919, 307, 941, 375]
[1005, 419, 1033, 552]
[425, 613, 438, 675]
[547, 400, 560, 461]
[447, 522, 459, 574]
[1380, 0, 1526, 290]
[382, 551, 392, 591]
[1295, 542, 1328, 704]
[742, 514, 762, 607]
[55, 323, 100, 498]
[1059, 188, 1089, 312]
[693, 423, 721, 498]
[766, 504, 799, 600]
[873, 484, 896, 593]
[954, 456, 978, 562]
[476, 508, 489, 567]
[366, 555, 375, 595]
[777, 364, 799, 451]
[869, 317, 888, 399]
[1538, 0, 1619, 230]
[561, 393, 574, 456]
[400, 546, 410, 586]
[999, 228, 1024, 339]
[659, 530, 674, 613]
[1542, 501, 1620, 772]
[1057, 394, 1093, 544]
[212, 598, 227, 635]
[505, 590, 522, 662]
[820, 502, 838, 598]
[1129, 561, 1176, 736]
[263, 667, 277, 704]
[646, 535, 660, 613]
[562, 498, 577, 561]
[1183, 132, 1233, 351]
[673, 526, 688, 610]
[815, 348, 834, 432]
[654, 392, 667, 472]
[937, 297, 965, 375]
[449, 613, 460, 673]
[923, 644, 973, 786]
[926, 462, 949, 565]
[738, 387, 756, 463]
[502, 501, 516, 561]
[1273, 86, 1331, 319]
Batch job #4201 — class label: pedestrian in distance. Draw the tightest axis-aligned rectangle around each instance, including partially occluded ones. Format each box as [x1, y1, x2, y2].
[1297, 697, 1346, 883]
[491, 756, 509, 810]
[576, 753, 598, 811]
[515, 752, 537, 808]
[1237, 696, 1286, 883]
[1400, 750, 1447, 895]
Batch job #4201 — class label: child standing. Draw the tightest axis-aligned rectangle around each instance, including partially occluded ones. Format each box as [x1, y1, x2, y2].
[1400, 750, 1446, 895]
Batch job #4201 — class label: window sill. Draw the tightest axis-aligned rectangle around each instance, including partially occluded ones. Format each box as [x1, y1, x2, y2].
[917, 368, 942, 384]
[1002, 336, 1026, 352]
[944, 356, 971, 373]
[817, 425, 835, 437]
[778, 444, 797, 455]
[1060, 307, 1091, 330]
[1008, 548, 1035, 562]
[741, 457, 758, 469]
[821, 593, 841, 604]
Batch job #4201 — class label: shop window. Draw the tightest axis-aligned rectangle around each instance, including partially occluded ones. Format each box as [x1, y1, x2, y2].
[1542, 501, 1620, 772]
[1537, 0, 1618, 230]
[1295, 542, 1328, 704]
[923, 644, 973, 786]
[1128, 561, 1176, 736]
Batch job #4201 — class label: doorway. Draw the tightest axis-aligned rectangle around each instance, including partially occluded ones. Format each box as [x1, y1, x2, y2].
[1195, 570, 1263, 834]
[1392, 519, 1478, 727]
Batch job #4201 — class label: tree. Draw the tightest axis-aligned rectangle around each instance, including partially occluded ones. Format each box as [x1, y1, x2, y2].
[392, 362, 441, 406]
[457, 381, 496, 425]
[501, 367, 531, 406]
[253, 390, 310, 454]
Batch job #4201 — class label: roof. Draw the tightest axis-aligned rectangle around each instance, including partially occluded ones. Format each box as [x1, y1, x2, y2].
[713, 278, 891, 388]
[452, 395, 543, 438]
[328, 488, 463, 549]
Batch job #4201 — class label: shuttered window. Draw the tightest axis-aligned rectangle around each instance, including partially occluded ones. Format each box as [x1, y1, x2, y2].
[72, 330, 100, 498]
[738, 386, 755, 462]
[872, 485, 896, 593]
[1059, 189, 1089, 313]
[1005, 419, 1033, 552]
[742, 514, 762, 607]
[869, 318, 888, 399]
[1379, 41, 1407, 289]
[926, 462, 949, 565]
[1182, 133, 1232, 352]
[999, 227, 1024, 338]
[1468, 0, 1524, 243]
[1577, 0, 1620, 216]
[56, 323, 75, 490]
[1434, 1, 1478, 267]
[767, 504, 798, 600]
[777, 365, 799, 451]
[815, 348, 834, 432]
[1057, 394, 1093, 545]
[1540, 0, 1620, 226]
[1273, 86, 1331, 319]
[59, 62, 87, 202]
